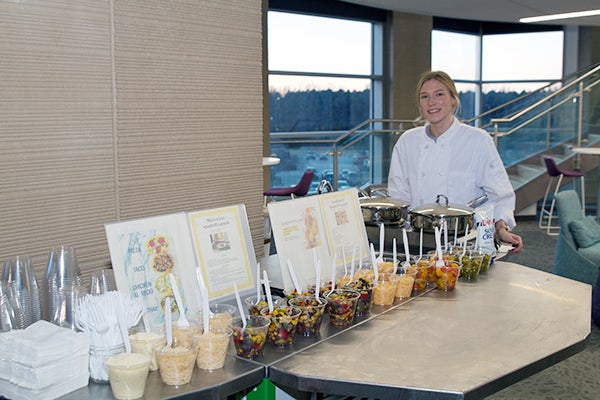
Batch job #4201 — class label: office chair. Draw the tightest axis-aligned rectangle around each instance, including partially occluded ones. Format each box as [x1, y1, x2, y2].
[263, 169, 315, 206]
[539, 156, 585, 235]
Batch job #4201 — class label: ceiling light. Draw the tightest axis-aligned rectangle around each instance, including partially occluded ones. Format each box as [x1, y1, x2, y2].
[520, 9, 600, 23]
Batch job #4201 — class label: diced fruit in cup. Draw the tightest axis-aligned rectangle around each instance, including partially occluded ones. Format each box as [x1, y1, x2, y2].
[434, 262, 460, 291]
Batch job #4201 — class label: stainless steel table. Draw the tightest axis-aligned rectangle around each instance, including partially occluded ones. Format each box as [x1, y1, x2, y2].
[55, 262, 591, 400]
[268, 262, 592, 400]
[58, 356, 264, 400]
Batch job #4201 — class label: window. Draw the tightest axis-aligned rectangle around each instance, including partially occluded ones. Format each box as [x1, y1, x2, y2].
[267, 6, 384, 190]
[432, 26, 564, 120]
[432, 30, 479, 81]
[268, 11, 376, 133]
[482, 32, 563, 81]
[432, 23, 565, 166]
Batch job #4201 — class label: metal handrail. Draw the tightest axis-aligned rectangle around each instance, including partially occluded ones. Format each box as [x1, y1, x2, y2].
[464, 61, 600, 128]
[269, 65, 600, 189]
[490, 64, 600, 144]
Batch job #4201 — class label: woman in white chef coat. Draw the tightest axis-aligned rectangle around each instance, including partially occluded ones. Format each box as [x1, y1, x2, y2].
[388, 70, 523, 253]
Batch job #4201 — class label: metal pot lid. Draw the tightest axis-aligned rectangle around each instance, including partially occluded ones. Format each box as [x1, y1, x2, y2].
[410, 194, 473, 217]
[360, 197, 410, 209]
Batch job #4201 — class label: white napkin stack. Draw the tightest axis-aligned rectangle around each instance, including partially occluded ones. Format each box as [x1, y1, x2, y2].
[0, 320, 89, 400]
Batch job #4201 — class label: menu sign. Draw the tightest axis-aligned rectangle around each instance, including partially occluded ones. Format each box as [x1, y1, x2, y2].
[268, 188, 369, 291]
[105, 205, 257, 329]
[188, 206, 255, 299]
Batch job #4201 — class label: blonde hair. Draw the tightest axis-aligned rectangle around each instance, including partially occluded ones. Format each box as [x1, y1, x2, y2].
[415, 70, 461, 124]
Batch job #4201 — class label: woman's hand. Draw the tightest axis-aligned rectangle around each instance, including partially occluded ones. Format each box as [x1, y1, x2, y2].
[495, 220, 523, 254]
[496, 226, 523, 254]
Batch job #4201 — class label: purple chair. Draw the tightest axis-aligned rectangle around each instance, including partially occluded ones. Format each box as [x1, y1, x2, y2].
[539, 156, 585, 235]
[263, 170, 315, 205]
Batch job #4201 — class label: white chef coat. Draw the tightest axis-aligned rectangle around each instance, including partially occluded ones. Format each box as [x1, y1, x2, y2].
[387, 117, 517, 229]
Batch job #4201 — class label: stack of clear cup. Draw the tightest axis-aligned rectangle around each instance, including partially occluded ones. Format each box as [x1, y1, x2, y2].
[1, 256, 42, 328]
[43, 246, 82, 328]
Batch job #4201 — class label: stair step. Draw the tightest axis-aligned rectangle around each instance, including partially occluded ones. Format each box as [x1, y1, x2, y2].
[516, 163, 545, 180]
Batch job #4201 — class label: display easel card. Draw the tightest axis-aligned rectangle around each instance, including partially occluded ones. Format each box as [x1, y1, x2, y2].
[187, 204, 257, 303]
[266, 196, 327, 292]
[105, 212, 200, 329]
[268, 188, 370, 292]
[319, 188, 370, 265]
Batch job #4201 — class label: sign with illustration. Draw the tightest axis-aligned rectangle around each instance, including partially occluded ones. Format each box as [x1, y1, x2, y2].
[105, 205, 257, 329]
[268, 188, 369, 291]
[187, 205, 255, 300]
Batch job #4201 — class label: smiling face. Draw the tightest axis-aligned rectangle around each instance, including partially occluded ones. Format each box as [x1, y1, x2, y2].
[418, 77, 457, 137]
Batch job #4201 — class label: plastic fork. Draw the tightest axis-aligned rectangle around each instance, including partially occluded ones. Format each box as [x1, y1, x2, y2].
[169, 274, 189, 328]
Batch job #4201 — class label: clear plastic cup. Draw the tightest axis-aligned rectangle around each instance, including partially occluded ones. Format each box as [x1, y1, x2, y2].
[89, 269, 117, 295]
[196, 303, 237, 332]
[288, 296, 327, 337]
[479, 249, 494, 272]
[89, 343, 126, 383]
[156, 346, 197, 386]
[105, 352, 150, 400]
[460, 250, 484, 280]
[244, 295, 284, 316]
[168, 321, 201, 348]
[434, 260, 461, 291]
[342, 278, 373, 317]
[5, 255, 42, 328]
[230, 315, 270, 358]
[191, 327, 232, 371]
[325, 289, 360, 326]
[260, 306, 302, 347]
[395, 268, 416, 299]
[377, 258, 397, 274]
[372, 273, 398, 306]
[128, 331, 166, 371]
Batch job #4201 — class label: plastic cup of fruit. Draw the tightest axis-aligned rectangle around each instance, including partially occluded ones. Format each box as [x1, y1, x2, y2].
[156, 345, 197, 386]
[191, 327, 232, 371]
[288, 296, 327, 337]
[230, 315, 270, 358]
[479, 249, 494, 272]
[283, 287, 316, 301]
[372, 273, 399, 306]
[434, 260, 461, 291]
[105, 352, 151, 400]
[460, 250, 483, 280]
[409, 258, 429, 291]
[244, 295, 284, 316]
[324, 289, 360, 326]
[342, 278, 373, 317]
[260, 306, 302, 347]
[304, 278, 334, 297]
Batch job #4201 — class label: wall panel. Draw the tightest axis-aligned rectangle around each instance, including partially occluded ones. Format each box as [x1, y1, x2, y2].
[0, 0, 264, 283]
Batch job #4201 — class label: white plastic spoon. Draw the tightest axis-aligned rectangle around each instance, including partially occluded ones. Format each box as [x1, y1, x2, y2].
[233, 282, 247, 329]
[376, 223, 385, 265]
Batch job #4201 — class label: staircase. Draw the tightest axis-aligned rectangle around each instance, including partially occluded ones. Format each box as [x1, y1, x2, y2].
[508, 136, 600, 214]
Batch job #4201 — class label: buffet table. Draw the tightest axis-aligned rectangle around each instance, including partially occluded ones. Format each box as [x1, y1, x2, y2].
[57, 261, 591, 400]
[269, 262, 591, 400]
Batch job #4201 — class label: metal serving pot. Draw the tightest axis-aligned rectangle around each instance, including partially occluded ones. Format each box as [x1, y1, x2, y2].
[409, 194, 487, 234]
[360, 197, 410, 226]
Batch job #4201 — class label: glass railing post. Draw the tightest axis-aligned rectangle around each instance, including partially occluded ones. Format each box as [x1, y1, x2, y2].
[493, 123, 499, 147]
[332, 143, 339, 191]
[577, 81, 584, 148]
